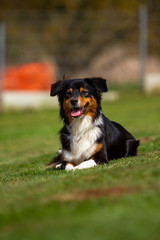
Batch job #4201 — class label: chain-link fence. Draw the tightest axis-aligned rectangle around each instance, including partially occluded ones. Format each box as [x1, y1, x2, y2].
[0, 7, 160, 108]
[0, 23, 5, 111]
[0, 7, 159, 81]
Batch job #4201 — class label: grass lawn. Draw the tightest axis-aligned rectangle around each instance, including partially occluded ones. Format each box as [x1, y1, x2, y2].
[0, 89, 160, 240]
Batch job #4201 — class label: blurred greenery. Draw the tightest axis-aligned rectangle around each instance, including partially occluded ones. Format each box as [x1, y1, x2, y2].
[0, 0, 159, 10]
[0, 0, 159, 73]
[0, 89, 160, 239]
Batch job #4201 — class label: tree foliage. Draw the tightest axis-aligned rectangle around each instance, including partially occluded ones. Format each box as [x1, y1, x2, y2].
[0, 0, 159, 10]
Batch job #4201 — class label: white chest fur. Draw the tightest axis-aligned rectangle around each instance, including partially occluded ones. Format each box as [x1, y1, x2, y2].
[63, 115, 102, 165]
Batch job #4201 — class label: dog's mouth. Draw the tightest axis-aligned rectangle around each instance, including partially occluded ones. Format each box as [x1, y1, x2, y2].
[71, 103, 89, 118]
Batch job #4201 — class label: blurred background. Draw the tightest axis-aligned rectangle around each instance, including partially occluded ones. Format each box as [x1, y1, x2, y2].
[0, 0, 160, 109]
[0, 3, 160, 239]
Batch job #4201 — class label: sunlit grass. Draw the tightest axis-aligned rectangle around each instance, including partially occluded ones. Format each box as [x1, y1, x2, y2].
[0, 90, 160, 240]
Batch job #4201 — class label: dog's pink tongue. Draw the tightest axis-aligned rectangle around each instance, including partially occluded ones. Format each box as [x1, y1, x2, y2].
[71, 109, 82, 117]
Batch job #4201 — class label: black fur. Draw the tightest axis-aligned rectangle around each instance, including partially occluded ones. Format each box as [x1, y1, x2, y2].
[47, 77, 139, 169]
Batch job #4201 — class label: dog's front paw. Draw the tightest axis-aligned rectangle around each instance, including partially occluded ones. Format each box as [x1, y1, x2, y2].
[65, 160, 97, 171]
[55, 163, 62, 169]
[74, 159, 97, 170]
[65, 163, 75, 171]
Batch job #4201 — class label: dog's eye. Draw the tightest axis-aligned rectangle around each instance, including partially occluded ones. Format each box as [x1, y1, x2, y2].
[81, 90, 88, 97]
[66, 90, 72, 98]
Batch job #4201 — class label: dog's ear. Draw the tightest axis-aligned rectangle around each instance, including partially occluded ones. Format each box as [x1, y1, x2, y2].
[50, 80, 65, 96]
[84, 77, 108, 92]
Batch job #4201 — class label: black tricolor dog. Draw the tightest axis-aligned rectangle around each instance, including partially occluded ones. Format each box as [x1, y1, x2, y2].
[47, 77, 139, 170]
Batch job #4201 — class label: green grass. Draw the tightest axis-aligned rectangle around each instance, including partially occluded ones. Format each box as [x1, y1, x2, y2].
[0, 90, 160, 240]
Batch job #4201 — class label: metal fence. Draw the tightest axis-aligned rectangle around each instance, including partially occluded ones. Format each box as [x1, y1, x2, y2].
[0, 7, 160, 86]
[0, 23, 5, 111]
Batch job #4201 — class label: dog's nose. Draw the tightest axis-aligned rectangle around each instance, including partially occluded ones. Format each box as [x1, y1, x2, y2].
[70, 97, 78, 106]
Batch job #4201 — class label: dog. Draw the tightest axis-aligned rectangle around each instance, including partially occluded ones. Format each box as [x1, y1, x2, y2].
[47, 77, 139, 170]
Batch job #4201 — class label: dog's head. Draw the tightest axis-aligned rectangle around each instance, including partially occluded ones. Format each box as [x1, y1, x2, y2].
[50, 78, 108, 124]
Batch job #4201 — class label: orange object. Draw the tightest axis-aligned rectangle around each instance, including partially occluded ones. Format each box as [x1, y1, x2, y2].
[4, 62, 55, 91]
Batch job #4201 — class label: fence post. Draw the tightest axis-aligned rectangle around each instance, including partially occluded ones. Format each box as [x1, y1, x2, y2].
[139, 6, 148, 91]
[0, 23, 5, 112]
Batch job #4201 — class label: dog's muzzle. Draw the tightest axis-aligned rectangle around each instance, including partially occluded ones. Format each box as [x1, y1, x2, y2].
[70, 97, 78, 106]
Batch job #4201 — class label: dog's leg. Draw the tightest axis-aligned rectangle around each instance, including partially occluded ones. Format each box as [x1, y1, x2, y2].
[46, 149, 62, 169]
[70, 159, 97, 170]
[65, 162, 75, 170]
[55, 163, 62, 169]
[93, 146, 109, 164]
[125, 139, 139, 157]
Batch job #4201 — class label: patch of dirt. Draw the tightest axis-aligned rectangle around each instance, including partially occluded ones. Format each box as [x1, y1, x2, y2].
[79, 175, 97, 180]
[43, 186, 145, 203]
[140, 137, 155, 143]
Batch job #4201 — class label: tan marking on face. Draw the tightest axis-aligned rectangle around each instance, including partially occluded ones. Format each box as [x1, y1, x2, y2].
[80, 87, 87, 93]
[77, 95, 97, 120]
[67, 88, 73, 94]
[85, 96, 97, 120]
[63, 89, 73, 123]
[77, 96, 89, 107]
[63, 98, 73, 124]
